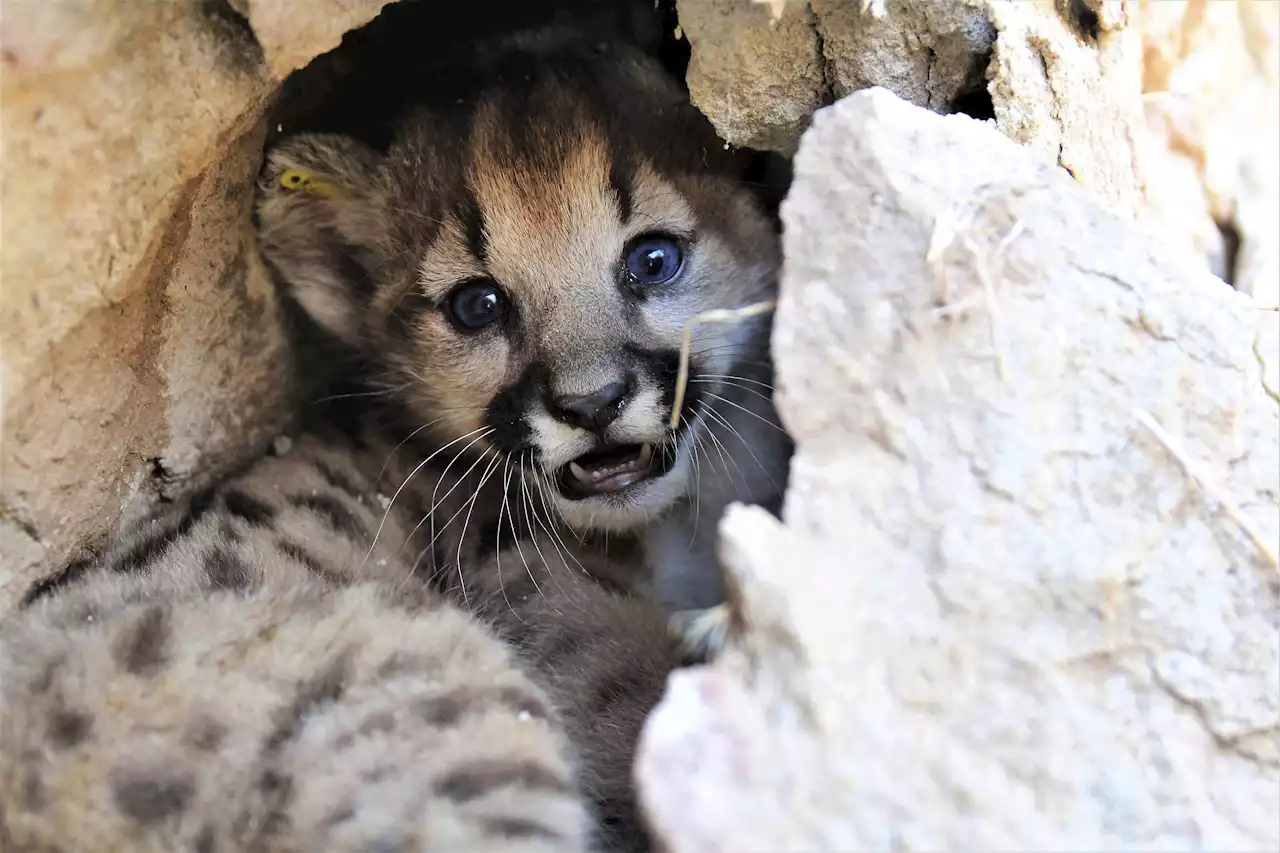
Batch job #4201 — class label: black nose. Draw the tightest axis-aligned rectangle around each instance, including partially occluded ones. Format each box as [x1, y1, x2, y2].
[550, 381, 630, 431]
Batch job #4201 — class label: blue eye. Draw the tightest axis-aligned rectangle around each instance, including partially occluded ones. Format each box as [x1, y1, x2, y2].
[446, 278, 509, 332]
[623, 234, 685, 286]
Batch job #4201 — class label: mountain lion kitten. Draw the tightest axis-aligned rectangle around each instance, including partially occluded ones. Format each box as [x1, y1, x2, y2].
[0, 26, 786, 853]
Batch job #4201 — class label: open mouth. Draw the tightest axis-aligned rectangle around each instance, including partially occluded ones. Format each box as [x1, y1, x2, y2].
[558, 442, 670, 499]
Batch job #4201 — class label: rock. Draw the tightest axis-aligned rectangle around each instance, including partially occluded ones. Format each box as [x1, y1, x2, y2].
[679, 0, 828, 155]
[241, 0, 392, 79]
[0, 0, 385, 612]
[1135, 0, 1280, 399]
[681, 0, 1147, 214]
[636, 88, 1280, 851]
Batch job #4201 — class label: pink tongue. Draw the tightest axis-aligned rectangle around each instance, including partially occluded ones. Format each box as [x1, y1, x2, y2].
[594, 469, 648, 490]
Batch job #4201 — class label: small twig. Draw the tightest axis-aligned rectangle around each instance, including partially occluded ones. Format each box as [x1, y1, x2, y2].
[963, 235, 1011, 382]
[670, 300, 777, 429]
[1134, 408, 1278, 569]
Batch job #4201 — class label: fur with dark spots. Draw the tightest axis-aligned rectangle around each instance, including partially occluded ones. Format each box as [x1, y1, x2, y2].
[185, 716, 228, 752]
[276, 540, 344, 584]
[109, 765, 195, 824]
[414, 683, 550, 728]
[113, 605, 170, 676]
[435, 760, 571, 803]
[367, 836, 410, 853]
[23, 770, 45, 810]
[48, 707, 92, 749]
[247, 654, 351, 847]
[223, 490, 277, 527]
[20, 552, 96, 607]
[325, 805, 356, 828]
[111, 486, 217, 573]
[195, 825, 217, 853]
[288, 493, 368, 540]
[375, 652, 430, 681]
[203, 545, 253, 589]
[312, 457, 364, 496]
[482, 817, 562, 841]
[265, 654, 351, 753]
[494, 685, 551, 721]
[416, 694, 465, 727]
[357, 711, 397, 737]
[111, 529, 177, 574]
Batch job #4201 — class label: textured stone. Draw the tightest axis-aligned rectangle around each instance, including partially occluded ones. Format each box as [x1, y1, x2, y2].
[636, 87, 1280, 851]
[0, 0, 385, 611]
[242, 0, 392, 79]
[681, 0, 1147, 215]
[1136, 0, 1280, 399]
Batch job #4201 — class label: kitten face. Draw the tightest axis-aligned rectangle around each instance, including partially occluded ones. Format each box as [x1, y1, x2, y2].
[255, 30, 779, 531]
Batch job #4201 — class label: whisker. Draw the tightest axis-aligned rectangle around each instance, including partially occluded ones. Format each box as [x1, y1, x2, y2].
[693, 372, 776, 390]
[493, 455, 527, 625]
[698, 407, 747, 495]
[682, 412, 704, 545]
[404, 431, 498, 559]
[531, 469, 592, 577]
[361, 424, 492, 570]
[689, 378, 777, 407]
[518, 466, 572, 606]
[702, 403, 782, 495]
[453, 452, 504, 609]
[700, 391, 789, 435]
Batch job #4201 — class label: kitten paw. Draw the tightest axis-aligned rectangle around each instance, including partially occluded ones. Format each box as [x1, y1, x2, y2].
[668, 603, 732, 663]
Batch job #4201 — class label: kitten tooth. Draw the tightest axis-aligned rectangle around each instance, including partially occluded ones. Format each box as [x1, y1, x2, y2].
[569, 460, 590, 483]
[639, 443, 653, 464]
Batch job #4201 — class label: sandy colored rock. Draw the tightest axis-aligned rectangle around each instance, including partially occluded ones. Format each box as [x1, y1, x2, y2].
[679, 0, 828, 155]
[0, 1, 348, 612]
[682, 0, 1147, 215]
[636, 87, 1279, 851]
[241, 0, 392, 79]
[1135, 0, 1280, 399]
[985, 0, 1147, 215]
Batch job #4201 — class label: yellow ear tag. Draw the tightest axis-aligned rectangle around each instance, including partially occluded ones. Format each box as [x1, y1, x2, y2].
[279, 168, 344, 199]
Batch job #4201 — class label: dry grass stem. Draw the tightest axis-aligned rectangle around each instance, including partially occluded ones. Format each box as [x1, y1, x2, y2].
[1134, 408, 1278, 569]
[670, 300, 777, 429]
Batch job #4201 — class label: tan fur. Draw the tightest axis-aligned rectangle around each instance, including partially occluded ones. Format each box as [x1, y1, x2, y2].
[0, 26, 790, 853]
[1, 426, 679, 852]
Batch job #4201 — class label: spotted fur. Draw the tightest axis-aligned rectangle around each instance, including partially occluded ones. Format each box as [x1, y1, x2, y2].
[0, 26, 788, 853]
[1, 425, 677, 852]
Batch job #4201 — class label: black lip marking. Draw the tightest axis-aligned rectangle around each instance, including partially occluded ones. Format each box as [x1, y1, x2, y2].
[485, 362, 545, 454]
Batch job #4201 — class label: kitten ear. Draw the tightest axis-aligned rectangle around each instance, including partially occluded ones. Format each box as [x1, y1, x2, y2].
[255, 133, 384, 344]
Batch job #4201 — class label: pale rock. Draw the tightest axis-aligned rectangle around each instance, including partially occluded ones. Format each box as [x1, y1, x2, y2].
[0, 0, 385, 612]
[1135, 0, 1280, 399]
[636, 87, 1280, 852]
[680, 0, 1147, 216]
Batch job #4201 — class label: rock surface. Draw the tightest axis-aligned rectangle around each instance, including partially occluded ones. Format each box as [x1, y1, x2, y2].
[1136, 0, 1280, 400]
[680, 0, 1148, 214]
[636, 88, 1280, 851]
[0, 0, 387, 612]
